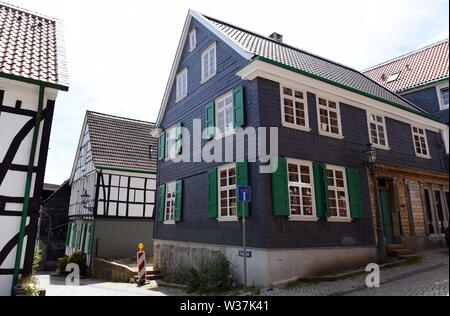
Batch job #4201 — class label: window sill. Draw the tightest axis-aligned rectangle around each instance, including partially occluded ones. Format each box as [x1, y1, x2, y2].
[416, 154, 432, 160]
[282, 123, 312, 133]
[189, 46, 196, 52]
[163, 221, 176, 225]
[214, 130, 236, 141]
[175, 95, 187, 103]
[288, 216, 318, 222]
[327, 217, 352, 223]
[217, 216, 239, 222]
[319, 131, 345, 140]
[372, 144, 391, 151]
[201, 72, 217, 84]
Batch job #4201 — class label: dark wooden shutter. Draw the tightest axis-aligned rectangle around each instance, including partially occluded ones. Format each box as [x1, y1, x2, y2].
[313, 162, 330, 218]
[174, 180, 183, 222]
[81, 223, 88, 252]
[158, 131, 166, 161]
[346, 168, 363, 219]
[233, 85, 245, 128]
[71, 223, 77, 248]
[176, 123, 183, 155]
[158, 184, 166, 222]
[271, 157, 290, 216]
[87, 224, 94, 253]
[66, 222, 72, 246]
[206, 101, 215, 139]
[236, 161, 249, 217]
[207, 168, 218, 218]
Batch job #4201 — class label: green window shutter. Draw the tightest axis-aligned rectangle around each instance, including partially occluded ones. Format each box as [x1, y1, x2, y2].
[81, 223, 88, 252]
[158, 184, 166, 222]
[233, 85, 245, 128]
[205, 101, 215, 139]
[176, 122, 183, 155]
[158, 131, 166, 161]
[346, 168, 363, 219]
[66, 223, 72, 246]
[174, 180, 183, 222]
[313, 162, 330, 218]
[87, 224, 94, 253]
[71, 223, 77, 248]
[236, 161, 249, 217]
[207, 168, 218, 219]
[271, 157, 290, 216]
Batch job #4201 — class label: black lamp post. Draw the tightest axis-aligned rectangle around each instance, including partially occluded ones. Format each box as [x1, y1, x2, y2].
[365, 143, 387, 262]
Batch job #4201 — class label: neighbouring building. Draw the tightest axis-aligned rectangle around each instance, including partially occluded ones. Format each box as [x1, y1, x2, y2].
[65, 111, 158, 268]
[0, 2, 69, 295]
[152, 10, 449, 287]
[37, 181, 70, 271]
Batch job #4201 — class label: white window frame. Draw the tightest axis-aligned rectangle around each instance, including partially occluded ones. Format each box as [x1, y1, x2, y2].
[189, 29, 197, 52]
[217, 163, 238, 222]
[176, 68, 188, 102]
[411, 126, 431, 159]
[164, 182, 177, 224]
[286, 159, 317, 221]
[316, 94, 344, 139]
[201, 42, 217, 83]
[165, 126, 178, 160]
[367, 112, 390, 150]
[326, 165, 351, 222]
[436, 83, 449, 110]
[215, 91, 235, 139]
[280, 84, 311, 132]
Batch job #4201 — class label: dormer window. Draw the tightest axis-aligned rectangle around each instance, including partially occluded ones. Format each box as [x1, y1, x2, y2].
[189, 29, 196, 51]
[386, 72, 401, 83]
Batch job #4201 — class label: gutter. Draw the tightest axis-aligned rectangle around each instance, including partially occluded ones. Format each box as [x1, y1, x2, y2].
[396, 77, 449, 95]
[96, 166, 157, 175]
[253, 56, 446, 125]
[11, 85, 46, 295]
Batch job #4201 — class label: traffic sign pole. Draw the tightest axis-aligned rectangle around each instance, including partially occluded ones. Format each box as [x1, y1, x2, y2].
[242, 191, 247, 291]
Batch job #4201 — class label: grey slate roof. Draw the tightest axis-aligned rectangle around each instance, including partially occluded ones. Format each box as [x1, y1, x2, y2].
[202, 14, 429, 115]
[86, 111, 157, 173]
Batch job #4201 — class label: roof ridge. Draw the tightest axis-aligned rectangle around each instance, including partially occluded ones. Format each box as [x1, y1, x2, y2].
[0, 0, 59, 22]
[362, 38, 449, 73]
[86, 110, 156, 126]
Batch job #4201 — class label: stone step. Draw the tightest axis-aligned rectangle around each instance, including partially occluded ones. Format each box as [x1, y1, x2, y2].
[392, 248, 416, 256]
[387, 244, 405, 252]
[132, 268, 161, 276]
[133, 273, 162, 282]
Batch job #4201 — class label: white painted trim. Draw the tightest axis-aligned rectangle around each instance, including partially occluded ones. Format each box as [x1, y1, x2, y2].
[411, 126, 432, 159]
[279, 83, 311, 131]
[217, 163, 238, 220]
[201, 42, 217, 83]
[189, 29, 197, 52]
[156, 10, 253, 127]
[288, 216, 318, 222]
[217, 217, 239, 222]
[175, 67, 188, 103]
[236, 60, 448, 133]
[315, 93, 344, 139]
[367, 112, 390, 150]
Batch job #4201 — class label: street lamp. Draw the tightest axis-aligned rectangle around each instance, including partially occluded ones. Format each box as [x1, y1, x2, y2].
[365, 143, 387, 262]
[80, 191, 94, 215]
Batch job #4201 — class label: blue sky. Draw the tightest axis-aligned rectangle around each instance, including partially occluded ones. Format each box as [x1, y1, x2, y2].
[5, 0, 449, 184]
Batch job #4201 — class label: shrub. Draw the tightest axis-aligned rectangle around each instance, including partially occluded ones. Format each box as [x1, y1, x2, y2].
[32, 246, 42, 276]
[68, 252, 87, 276]
[57, 257, 69, 273]
[25, 283, 39, 297]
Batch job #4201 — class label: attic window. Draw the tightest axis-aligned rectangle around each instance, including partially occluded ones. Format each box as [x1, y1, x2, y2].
[189, 29, 197, 51]
[386, 72, 401, 83]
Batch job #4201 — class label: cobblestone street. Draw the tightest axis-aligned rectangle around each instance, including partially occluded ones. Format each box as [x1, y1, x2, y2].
[258, 248, 449, 296]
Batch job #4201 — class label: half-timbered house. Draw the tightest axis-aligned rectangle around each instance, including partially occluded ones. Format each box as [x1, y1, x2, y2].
[0, 2, 69, 295]
[65, 111, 158, 267]
[152, 10, 449, 287]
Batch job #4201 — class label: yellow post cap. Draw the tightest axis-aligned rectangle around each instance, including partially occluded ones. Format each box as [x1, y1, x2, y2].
[138, 243, 144, 250]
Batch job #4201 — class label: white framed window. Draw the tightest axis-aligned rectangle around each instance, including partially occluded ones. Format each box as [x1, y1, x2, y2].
[189, 29, 197, 51]
[201, 42, 217, 83]
[412, 126, 431, 158]
[176, 68, 188, 102]
[317, 96, 343, 139]
[164, 182, 176, 223]
[165, 126, 177, 160]
[367, 113, 389, 149]
[386, 72, 401, 83]
[281, 85, 310, 131]
[440, 87, 449, 110]
[218, 164, 237, 220]
[326, 165, 350, 221]
[287, 159, 316, 221]
[215, 91, 234, 138]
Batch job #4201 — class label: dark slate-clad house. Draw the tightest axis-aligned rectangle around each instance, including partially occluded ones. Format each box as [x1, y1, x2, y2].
[65, 111, 158, 267]
[37, 181, 70, 271]
[152, 10, 449, 287]
[0, 2, 69, 295]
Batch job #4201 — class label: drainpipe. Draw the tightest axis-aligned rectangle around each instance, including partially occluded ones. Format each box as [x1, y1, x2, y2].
[11, 85, 45, 295]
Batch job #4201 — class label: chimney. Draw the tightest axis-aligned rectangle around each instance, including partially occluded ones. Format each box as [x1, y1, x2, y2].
[269, 32, 283, 43]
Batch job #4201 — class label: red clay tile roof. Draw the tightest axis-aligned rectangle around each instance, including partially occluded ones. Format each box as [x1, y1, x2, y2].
[0, 1, 69, 89]
[363, 39, 449, 93]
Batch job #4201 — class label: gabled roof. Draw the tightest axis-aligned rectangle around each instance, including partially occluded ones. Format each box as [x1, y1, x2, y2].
[363, 39, 449, 93]
[0, 1, 69, 90]
[86, 111, 158, 173]
[157, 10, 433, 126]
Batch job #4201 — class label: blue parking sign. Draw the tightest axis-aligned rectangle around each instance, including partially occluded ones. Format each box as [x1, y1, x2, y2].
[238, 186, 251, 202]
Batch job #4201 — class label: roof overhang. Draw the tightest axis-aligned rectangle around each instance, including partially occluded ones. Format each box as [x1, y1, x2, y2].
[0, 72, 69, 92]
[237, 58, 448, 132]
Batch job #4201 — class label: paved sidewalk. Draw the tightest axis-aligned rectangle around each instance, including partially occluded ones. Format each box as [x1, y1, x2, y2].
[36, 274, 186, 297]
[258, 248, 449, 296]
